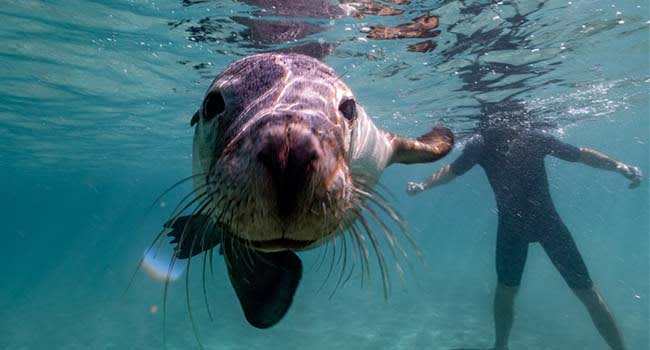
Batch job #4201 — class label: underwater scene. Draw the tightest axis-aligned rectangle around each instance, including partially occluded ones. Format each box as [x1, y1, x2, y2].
[1, 0, 648, 349]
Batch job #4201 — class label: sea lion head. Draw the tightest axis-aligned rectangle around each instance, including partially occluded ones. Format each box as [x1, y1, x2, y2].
[191, 53, 361, 252]
[146, 52, 453, 329]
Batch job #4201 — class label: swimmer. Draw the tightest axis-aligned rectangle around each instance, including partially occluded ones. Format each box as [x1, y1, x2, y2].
[407, 125, 642, 350]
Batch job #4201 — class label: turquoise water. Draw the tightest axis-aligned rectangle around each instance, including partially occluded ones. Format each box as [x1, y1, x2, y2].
[1, 1, 648, 349]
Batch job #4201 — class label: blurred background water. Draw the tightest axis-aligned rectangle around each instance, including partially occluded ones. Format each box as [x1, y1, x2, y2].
[1, 0, 648, 349]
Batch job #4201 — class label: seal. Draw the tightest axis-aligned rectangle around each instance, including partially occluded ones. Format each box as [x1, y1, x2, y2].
[154, 53, 453, 329]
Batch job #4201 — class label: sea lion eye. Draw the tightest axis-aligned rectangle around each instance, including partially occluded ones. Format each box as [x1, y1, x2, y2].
[203, 90, 226, 122]
[339, 98, 357, 121]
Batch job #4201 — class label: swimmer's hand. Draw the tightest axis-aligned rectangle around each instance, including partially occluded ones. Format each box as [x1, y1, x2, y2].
[406, 182, 426, 195]
[617, 163, 642, 189]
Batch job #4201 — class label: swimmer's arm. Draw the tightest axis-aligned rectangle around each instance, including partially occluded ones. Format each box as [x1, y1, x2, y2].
[406, 164, 456, 195]
[578, 147, 643, 189]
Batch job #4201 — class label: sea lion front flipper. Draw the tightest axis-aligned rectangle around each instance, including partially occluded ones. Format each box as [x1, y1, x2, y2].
[387, 126, 454, 164]
[164, 215, 221, 259]
[224, 244, 303, 329]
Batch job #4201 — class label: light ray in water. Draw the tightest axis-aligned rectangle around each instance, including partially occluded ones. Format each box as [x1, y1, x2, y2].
[141, 249, 186, 282]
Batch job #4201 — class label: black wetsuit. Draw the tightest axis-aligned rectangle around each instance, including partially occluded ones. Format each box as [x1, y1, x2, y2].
[450, 129, 592, 289]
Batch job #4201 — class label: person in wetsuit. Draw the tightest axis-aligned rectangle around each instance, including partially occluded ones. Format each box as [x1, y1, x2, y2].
[407, 126, 642, 350]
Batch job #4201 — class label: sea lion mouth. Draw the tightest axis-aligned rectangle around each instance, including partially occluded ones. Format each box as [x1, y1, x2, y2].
[248, 238, 316, 251]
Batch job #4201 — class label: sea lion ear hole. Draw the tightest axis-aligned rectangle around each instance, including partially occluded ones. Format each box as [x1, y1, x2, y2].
[339, 98, 357, 121]
[190, 111, 200, 126]
[203, 90, 226, 122]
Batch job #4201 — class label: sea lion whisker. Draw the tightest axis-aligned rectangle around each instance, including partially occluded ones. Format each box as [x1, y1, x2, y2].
[151, 189, 211, 256]
[122, 227, 169, 297]
[146, 173, 209, 214]
[329, 221, 351, 299]
[355, 186, 405, 228]
[353, 187, 423, 261]
[334, 228, 346, 268]
[356, 224, 371, 288]
[340, 218, 359, 287]
[122, 189, 210, 295]
[221, 233, 233, 275]
[354, 209, 391, 299]
[350, 221, 370, 288]
[241, 234, 259, 272]
[353, 173, 398, 203]
[173, 196, 214, 263]
[359, 200, 407, 259]
[342, 239, 358, 287]
[357, 201, 407, 286]
[238, 197, 267, 271]
[201, 250, 214, 322]
[317, 234, 338, 293]
[184, 230, 206, 350]
[227, 208, 244, 271]
[314, 234, 331, 273]
[307, 202, 329, 274]
[164, 182, 212, 225]
[321, 201, 329, 228]
[311, 194, 336, 273]
[162, 253, 179, 348]
[161, 188, 212, 240]
[372, 181, 399, 202]
[178, 202, 218, 330]
[314, 194, 334, 274]
[224, 217, 237, 267]
[364, 202, 404, 284]
[226, 207, 258, 273]
[314, 236, 330, 292]
[215, 196, 231, 224]
[208, 247, 215, 278]
[197, 207, 217, 323]
[356, 199, 399, 250]
[327, 232, 339, 281]
[123, 190, 214, 297]
[355, 194, 409, 262]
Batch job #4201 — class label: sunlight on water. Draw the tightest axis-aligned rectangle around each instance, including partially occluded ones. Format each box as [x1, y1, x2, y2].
[141, 249, 186, 282]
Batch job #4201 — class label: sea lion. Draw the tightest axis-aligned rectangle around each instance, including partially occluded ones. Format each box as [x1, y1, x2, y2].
[154, 53, 453, 329]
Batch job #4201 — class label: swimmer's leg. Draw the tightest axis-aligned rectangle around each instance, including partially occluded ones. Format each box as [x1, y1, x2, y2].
[540, 220, 625, 350]
[573, 288, 625, 350]
[493, 228, 528, 350]
[493, 283, 519, 350]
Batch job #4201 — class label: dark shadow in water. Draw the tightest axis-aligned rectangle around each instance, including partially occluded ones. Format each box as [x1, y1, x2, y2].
[169, 0, 349, 65]
[434, 1, 565, 136]
[168, 0, 444, 73]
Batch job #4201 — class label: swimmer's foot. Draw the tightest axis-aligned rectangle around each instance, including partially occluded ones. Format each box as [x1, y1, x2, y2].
[406, 181, 425, 195]
[616, 162, 642, 188]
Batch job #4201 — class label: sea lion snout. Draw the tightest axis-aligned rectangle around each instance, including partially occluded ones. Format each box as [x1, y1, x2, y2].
[256, 117, 322, 218]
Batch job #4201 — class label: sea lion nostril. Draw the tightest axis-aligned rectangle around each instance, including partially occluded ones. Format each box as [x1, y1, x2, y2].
[257, 136, 286, 181]
[289, 140, 319, 169]
[256, 127, 320, 217]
